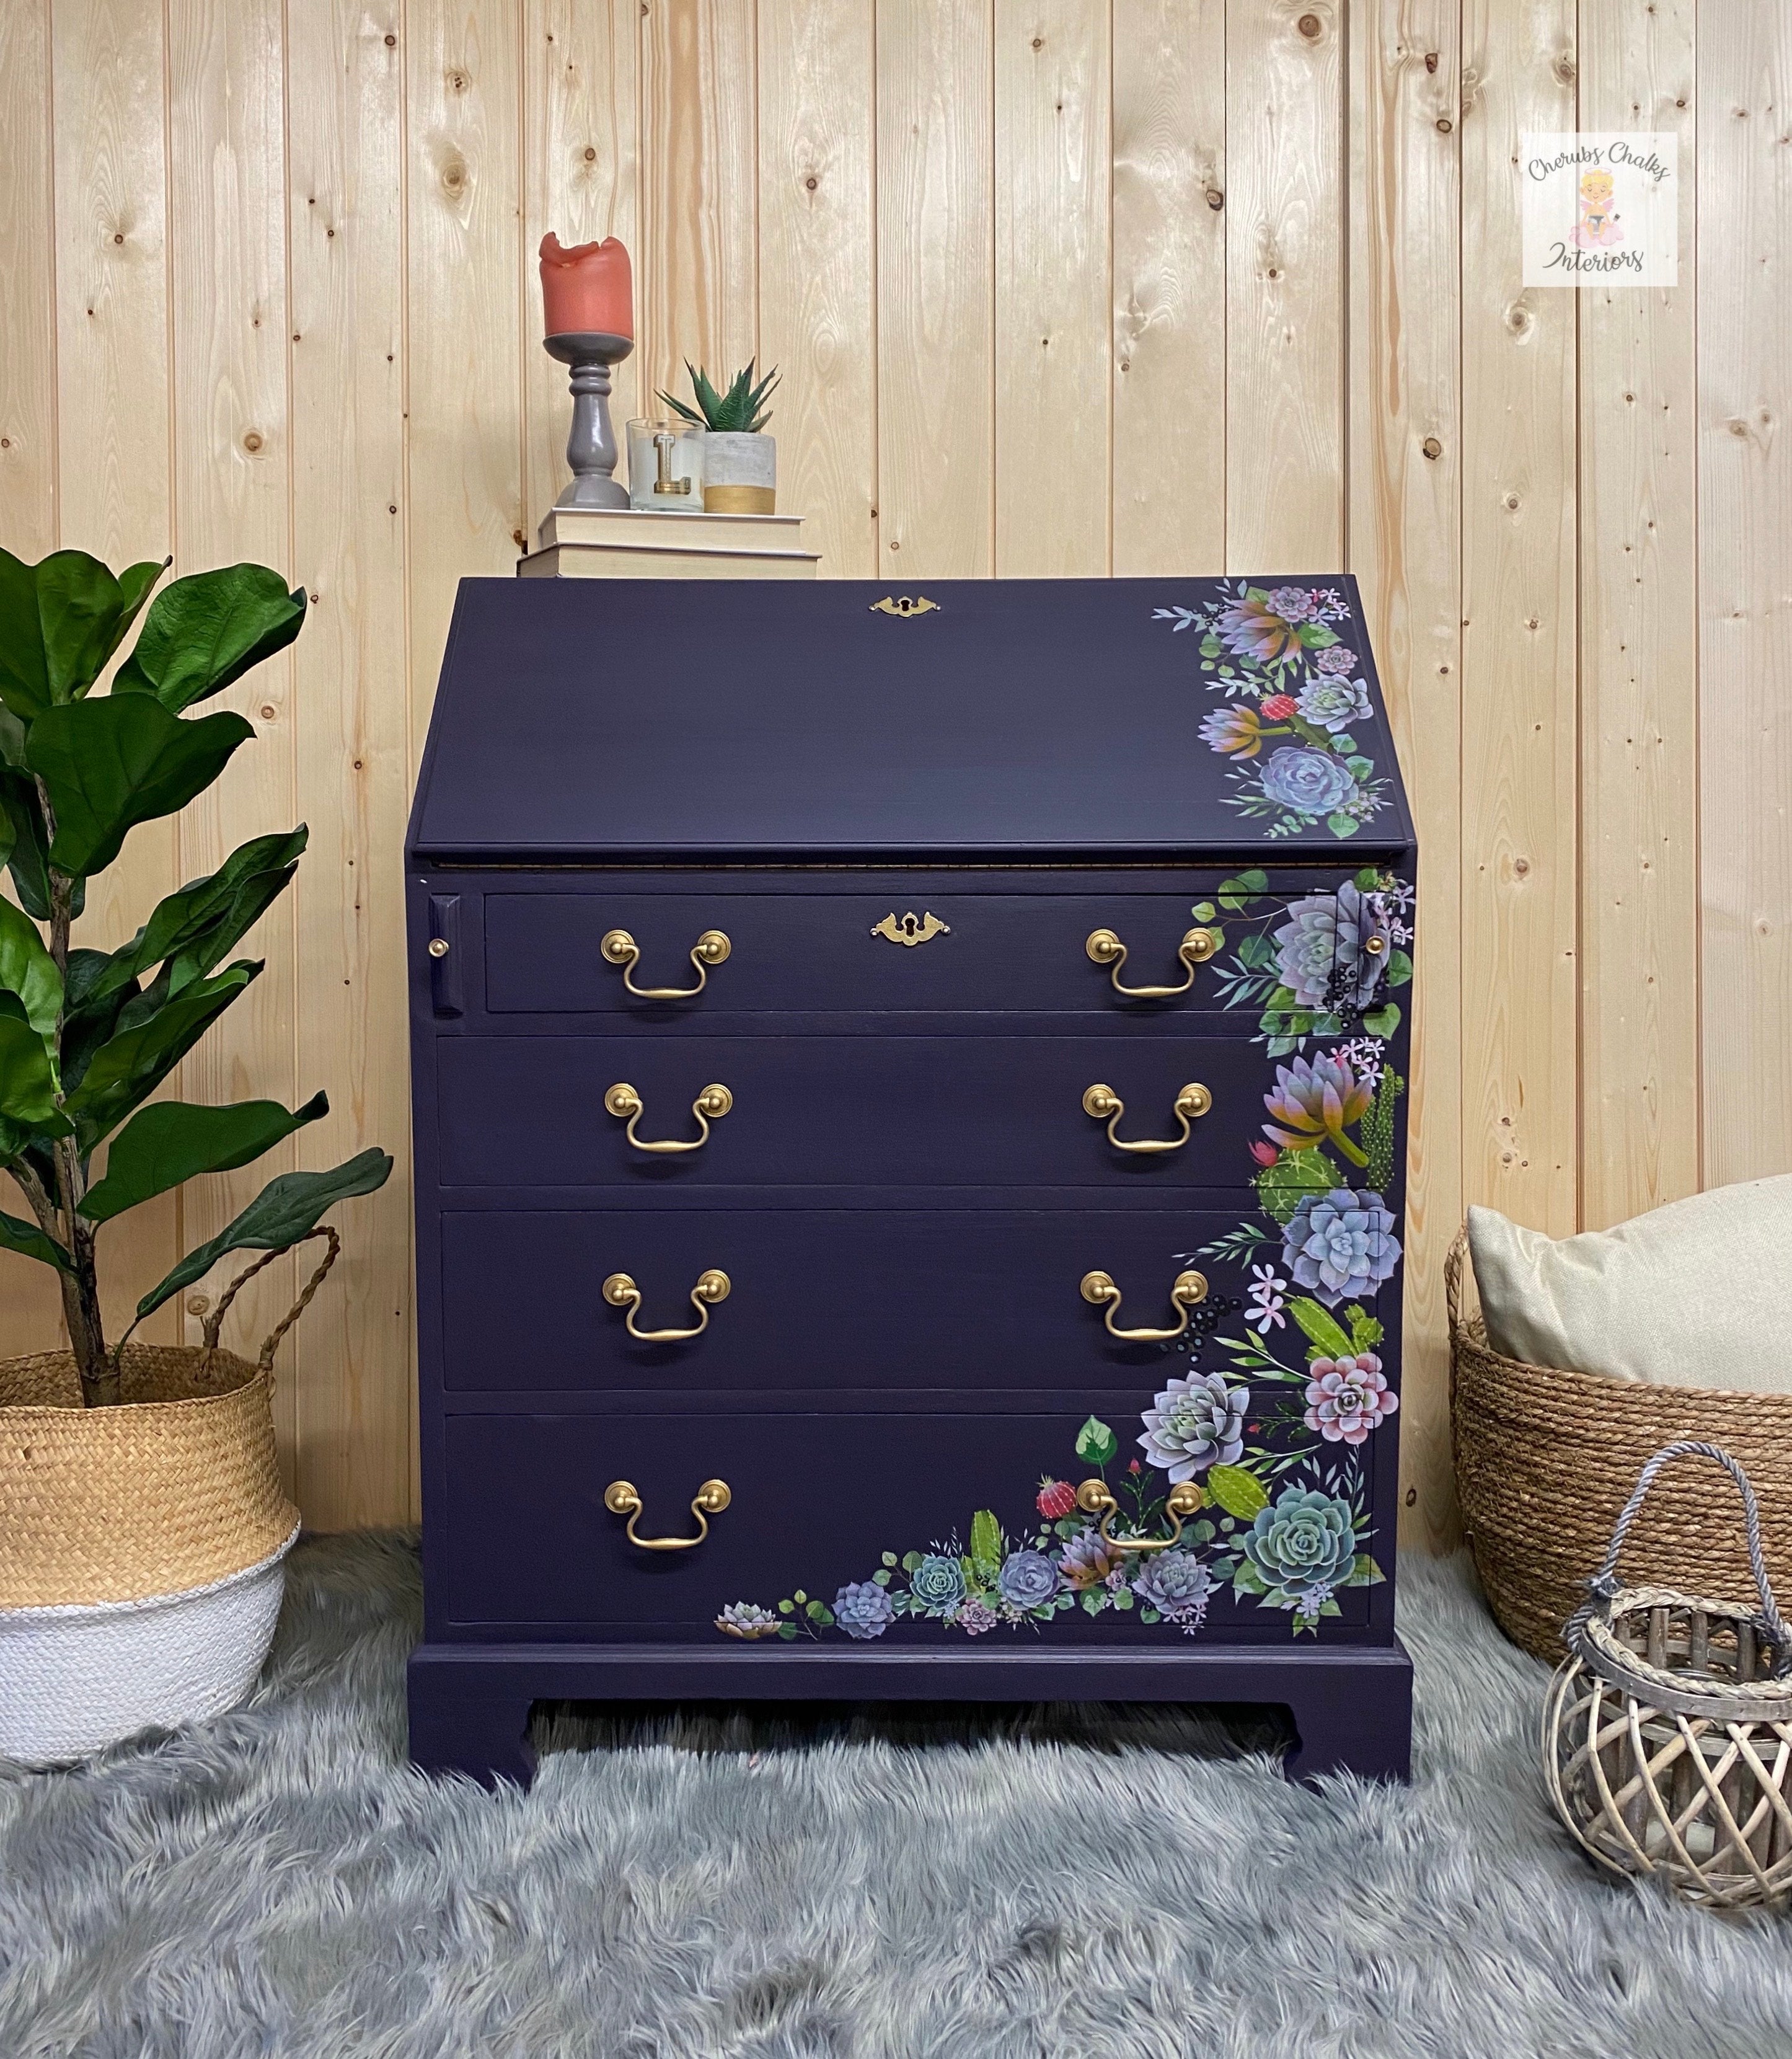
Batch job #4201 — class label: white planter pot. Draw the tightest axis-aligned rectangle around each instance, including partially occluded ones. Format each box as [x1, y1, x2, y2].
[702, 432, 776, 515]
[0, 1525, 297, 1765]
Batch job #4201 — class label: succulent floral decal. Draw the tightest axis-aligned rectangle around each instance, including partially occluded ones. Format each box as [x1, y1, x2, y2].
[715, 858, 1411, 1650]
[716, 1398, 1385, 1645]
[1156, 583, 1388, 839]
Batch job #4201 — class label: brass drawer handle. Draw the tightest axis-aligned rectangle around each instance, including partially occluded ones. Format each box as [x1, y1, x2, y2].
[1085, 925, 1217, 998]
[602, 1267, 730, 1342]
[604, 1081, 732, 1153]
[1075, 1478, 1204, 1553]
[603, 1477, 731, 1551]
[1080, 1266, 1208, 1341]
[599, 926, 731, 999]
[1082, 1081, 1212, 1154]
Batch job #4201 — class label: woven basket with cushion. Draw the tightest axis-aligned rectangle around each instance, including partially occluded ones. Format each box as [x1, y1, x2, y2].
[1449, 1229, 1792, 1661]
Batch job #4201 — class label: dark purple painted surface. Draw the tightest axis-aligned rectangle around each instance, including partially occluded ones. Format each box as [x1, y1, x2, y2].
[406, 577, 1415, 866]
[436, 1033, 1295, 1191]
[433, 1204, 1398, 1396]
[406, 575, 1416, 1787]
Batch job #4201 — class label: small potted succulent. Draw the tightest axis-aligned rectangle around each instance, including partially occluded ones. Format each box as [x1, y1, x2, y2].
[659, 359, 780, 515]
[0, 546, 391, 1763]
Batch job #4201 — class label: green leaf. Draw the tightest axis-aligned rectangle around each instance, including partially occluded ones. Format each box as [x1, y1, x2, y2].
[777, 1598, 794, 1614]
[1112, 1585, 1134, 1610]
[1346, 1304, 1385, 1352]
[1216, 869, 1269, 910]
[81, 828, 306, 1008]
[0, 1013, 64, 1128]
[777, 1623, 798, 1639]
[1074, 1415, 1118, 1467]
[880, 1551, 898, 1568]
[1235, 932, 1275, 970]
[1353, 1554, 1387, 1587]
[1354, 866, 1382, 890]
[0, 895, 60, 1043]
[1295, 621, 1339, 649]
[1344, 756, 1374, 779]
[0, 761, 74, 924]
[1254, 1147, 1336, 1226]
[135, 1145, 392, 1320]
[63, 962, 260, 1151]
[1207, 1465, 1270, 1521]
[114, 564, 306, 712]
[1385, 948, 1413, 990]
[900, 1551, 923, 1574]
[1287, 1296, 1355, 1360]
[27, 694, 255, 878]
[80, 1092, 328, 1223]
[1080, 1590, 1105, 1616]
[1359, 1003, 1401, 1040]
[1232, 1561, 1269, 1596]
[1325, 813, 1361, 838]
[969, 1508, 1003, 1582]
[1191, 901, 1216, 922]
[0, 1207, 69, 1270]
[0, 549, 165, 719]
[871, 1569, 891, 1586]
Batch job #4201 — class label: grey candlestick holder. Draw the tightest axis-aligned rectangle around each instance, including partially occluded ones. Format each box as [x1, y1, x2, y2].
[544, 330, 633, 511]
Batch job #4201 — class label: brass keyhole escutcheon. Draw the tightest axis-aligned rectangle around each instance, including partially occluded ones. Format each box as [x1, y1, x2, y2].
[1080, 1267, 1208, 1342]
[604, 1477, 731, 1550]
[1085, 926, 1217, 999]
[604, 1081, 733, 1153]
[1082, 1081, 1212, 1154]
[602, 1267, 731, 1342]
[599, 927, 731, 1000]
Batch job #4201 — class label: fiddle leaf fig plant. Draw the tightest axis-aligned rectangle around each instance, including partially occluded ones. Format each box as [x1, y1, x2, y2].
[0, 548, 392, 1407]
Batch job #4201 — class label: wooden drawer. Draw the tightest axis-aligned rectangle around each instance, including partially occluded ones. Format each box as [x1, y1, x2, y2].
[477, 878, 1389, 1019]
[435, 1030, 1317, 1193]
[438, 1402, 1387, 1639]
[434, 1202, 1403, 1395]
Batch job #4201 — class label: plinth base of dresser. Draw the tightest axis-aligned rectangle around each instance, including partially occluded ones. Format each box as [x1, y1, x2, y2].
[407, 1637, 1413, 1790]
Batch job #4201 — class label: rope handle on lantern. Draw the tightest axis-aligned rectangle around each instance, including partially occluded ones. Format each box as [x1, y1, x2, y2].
[200, 1226, 343, 1381]
[1565, 1440, 1792, 1672]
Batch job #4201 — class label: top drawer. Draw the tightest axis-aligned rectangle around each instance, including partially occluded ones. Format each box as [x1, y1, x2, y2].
[478, 874, 1406, 1021]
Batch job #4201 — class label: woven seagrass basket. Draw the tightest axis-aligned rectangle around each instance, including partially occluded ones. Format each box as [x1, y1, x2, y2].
[1449, 1229, 1792, 1662]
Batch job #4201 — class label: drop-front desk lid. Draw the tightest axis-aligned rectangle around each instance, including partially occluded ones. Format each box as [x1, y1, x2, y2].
[407, 575, 1414, 866]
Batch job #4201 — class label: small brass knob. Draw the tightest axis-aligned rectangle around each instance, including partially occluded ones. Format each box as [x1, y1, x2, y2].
[427, 937, 450, 959]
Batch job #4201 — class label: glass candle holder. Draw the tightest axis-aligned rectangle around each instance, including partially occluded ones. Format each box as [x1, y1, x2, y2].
[627, 419, 705, 512]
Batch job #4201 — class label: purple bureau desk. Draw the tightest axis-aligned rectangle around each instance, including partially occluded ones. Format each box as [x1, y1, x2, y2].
[405, 575, 1416, 1786]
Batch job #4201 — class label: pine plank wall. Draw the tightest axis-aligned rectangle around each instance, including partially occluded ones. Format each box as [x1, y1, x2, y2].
[1, 0, 1788, 1548]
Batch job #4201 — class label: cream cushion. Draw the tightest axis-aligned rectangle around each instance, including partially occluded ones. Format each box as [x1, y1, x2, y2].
[1467, 1177, 1792, 1393]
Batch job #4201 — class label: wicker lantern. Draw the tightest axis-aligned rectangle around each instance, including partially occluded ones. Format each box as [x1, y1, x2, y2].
[1543, 1441, 1792, 1911]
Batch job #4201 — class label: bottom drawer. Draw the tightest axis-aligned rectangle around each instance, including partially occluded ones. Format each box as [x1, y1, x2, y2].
[438, 1402, 1395, 1646]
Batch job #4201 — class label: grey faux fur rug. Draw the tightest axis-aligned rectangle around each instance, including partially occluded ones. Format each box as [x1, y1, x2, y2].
[2, 1536, 1788, 2058]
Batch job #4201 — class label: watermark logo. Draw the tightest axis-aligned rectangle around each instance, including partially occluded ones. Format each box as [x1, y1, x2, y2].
[1521, 133, 1679, 286]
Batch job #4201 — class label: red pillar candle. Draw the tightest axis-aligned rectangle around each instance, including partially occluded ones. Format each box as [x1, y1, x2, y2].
[538, 234, 633, 340]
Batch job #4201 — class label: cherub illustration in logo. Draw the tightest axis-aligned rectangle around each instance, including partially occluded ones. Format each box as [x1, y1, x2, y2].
[1573, 168, 1623, 248]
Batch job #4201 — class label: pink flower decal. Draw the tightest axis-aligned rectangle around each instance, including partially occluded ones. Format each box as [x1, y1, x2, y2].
[1302, 1353, 1398, 1446]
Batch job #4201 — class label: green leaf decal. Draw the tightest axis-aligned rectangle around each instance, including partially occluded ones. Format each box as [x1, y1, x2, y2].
[1287, 1296, 1356, 1361]
[1362, 1065, 1405, 1194]
[134, 1146, 392, 1320]
[1207, 1465, 1270, 1521]
[969, 1508, 1004, 1582]
[1254, 1147, 1336, 1226]
[1385, 947, 1413, 990]
[1346, 1304, 1385, 1352]
[114, 564, 306, 712]
[1359, 1003, 1401, 1040]
[27, 694, 255, 877]
[1353, 1554, 1387, 1586]
[0, 895, 61, 1044]
[80, 1092, 329, 1223]
[1074, 1415, 1118, 1467]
